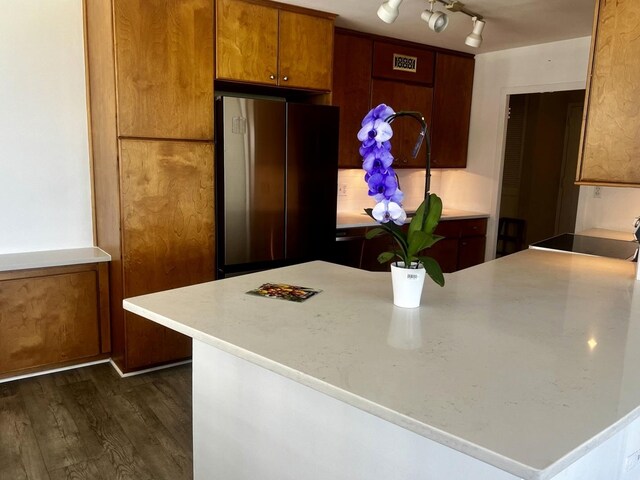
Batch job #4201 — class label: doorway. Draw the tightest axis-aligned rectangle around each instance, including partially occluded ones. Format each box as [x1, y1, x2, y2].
[496, 90, 585, 257]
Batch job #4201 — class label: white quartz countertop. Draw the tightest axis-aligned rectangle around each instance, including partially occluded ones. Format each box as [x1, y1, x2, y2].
[0, 247, 111, 272]
[124, 251, 640, 479]
[337, 208, 489, 229]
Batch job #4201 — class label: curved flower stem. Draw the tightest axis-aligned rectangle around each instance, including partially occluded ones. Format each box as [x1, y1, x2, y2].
[384, 111, 432, 231]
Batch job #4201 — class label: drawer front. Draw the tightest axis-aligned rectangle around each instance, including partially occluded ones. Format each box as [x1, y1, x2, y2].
[372, 41, 434, 85]
[436, 218, 488, 238]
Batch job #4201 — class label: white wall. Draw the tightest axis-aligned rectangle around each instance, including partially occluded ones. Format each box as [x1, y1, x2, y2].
[0, 0, 93, 254]
[575, 186, 640, 234]
[438, 37, 594, 260]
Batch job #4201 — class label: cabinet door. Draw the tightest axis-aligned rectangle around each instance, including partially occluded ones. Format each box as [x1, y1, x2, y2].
[577, 0, 640, 185]
[0, 269, 101, 376]
[431, 53, 474, 168]
[371, 79, 434, 168]
[457, 236, 486, 271]
[215, 0, 278, 86]
[424, 237, 458, 273]
[333, 32, 373, 168]
[120, 139, 215, 369]
[279, 10, 334, 91]
[114, 0, 214, 140]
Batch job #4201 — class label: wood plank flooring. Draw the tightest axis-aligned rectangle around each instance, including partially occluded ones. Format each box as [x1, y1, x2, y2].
[0, 363, 193, 480]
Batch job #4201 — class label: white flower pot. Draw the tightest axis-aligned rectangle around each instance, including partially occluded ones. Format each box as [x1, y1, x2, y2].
[390, 262, 426, 308]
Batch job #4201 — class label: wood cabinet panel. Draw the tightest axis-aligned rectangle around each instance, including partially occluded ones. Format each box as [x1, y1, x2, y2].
[279, 10, 333, 91]
[120, 139, 215, 369]
[371, 79, 433, 168]
[577, 0, 640, 185]
[0, 270, 101, 376]
[215, 0, 278, 86]
[120, 139, 215, 297]
[333, 32, 373, 169]
[431, 53, 474, 168]
[114, 0, 214, 140]
[458, 235, 486, 271]
[425, 237, 459, 273]
[372, 41, 434, 85]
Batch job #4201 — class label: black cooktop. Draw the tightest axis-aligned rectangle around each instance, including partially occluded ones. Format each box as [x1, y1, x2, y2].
[530, 233, 638, 260]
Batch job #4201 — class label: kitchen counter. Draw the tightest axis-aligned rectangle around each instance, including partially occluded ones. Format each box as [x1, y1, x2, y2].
[0, 247, 111, 272]
[337, 207, 489, 228]
[124, 251, 640, 479]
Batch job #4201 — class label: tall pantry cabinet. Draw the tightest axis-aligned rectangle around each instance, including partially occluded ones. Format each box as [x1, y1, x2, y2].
[84, 0, 215, 373]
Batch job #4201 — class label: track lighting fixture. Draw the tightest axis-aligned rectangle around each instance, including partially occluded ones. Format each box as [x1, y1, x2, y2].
[464, 17, 485, 47]
[420, 1, 449, 33]
[377, 0, 403, 24]
[377, 0, 486, 48]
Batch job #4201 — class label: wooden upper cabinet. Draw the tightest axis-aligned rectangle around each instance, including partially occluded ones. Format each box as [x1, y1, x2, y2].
[113, 0, 214, 140]
[279, 10, 333, 91]
[215, 0, 278, 85]
[577, 0, 640, 186]
[333, 32, 373, 168]
[371, 78, 433, 168]
[431, 53, 474, 168]
[215, 0, 335, 91]
[372, 41, 435, 85]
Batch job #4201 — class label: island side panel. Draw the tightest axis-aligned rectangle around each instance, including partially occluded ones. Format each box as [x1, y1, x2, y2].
[192, 340, 521, 480]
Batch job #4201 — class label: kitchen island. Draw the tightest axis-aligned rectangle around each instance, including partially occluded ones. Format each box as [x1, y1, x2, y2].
[123, 250, 640, 480]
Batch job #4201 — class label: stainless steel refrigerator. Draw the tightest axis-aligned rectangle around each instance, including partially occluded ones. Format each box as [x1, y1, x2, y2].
[215, 95, 339, 278]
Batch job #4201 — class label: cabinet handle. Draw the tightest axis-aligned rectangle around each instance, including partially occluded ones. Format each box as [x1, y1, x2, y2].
[282, 76, 289, 81]
[269, 74, 276, 80]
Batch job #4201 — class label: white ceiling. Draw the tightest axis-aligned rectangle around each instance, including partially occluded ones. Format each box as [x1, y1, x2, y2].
[278, 0, 596, 54]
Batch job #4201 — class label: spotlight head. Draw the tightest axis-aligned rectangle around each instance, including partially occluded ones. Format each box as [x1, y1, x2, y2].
[377, 0, 403, 24]
[420, 9, 449, 33]
[465, 18, 485, 47]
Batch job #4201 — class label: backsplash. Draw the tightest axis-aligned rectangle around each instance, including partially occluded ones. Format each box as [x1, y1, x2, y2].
[337, 169, 442, 213]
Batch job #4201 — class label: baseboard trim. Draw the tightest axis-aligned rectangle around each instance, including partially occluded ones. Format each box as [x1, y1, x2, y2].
[0, 358, 111, 384]
[109, 358, 192, 378]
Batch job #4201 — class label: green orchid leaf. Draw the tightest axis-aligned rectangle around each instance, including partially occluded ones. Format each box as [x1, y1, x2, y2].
[377, 251, 396, 264]
[408, 232, 445, 256]
[418, 256, 445, 287]
[407, 230, 428, 257]
[423, 194, 443, 235]
[407, 201, 427, 239]
[365, 227, 387, 239]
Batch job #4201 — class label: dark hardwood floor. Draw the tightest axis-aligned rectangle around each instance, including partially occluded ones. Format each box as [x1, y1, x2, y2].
[0, 362, 193, 480]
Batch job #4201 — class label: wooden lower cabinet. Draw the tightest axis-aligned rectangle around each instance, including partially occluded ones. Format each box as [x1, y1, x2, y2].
[0, 263, 110, 378]
[333, 217, 487, 274]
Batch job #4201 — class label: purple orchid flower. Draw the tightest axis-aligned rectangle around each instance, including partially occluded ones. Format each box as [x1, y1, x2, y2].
[359, 140, 390, 158]
[372, 200, 407, 226]
[362, 147, 394, 173]
[367, 171, 399, 202]
[357, 118, 393, 147]
[361, 104, 395, 127]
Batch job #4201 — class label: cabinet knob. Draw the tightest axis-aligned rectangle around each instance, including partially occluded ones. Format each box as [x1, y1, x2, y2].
[269, 74, 276, 80]
[282, 76, 289, 81]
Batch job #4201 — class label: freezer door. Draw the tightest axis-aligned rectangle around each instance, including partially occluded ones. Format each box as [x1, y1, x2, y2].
[220, 97, 286, 266]
[286, 103, 339, 262]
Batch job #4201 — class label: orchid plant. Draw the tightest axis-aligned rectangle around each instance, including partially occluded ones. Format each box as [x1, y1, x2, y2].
[358, 104, 445, 287]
